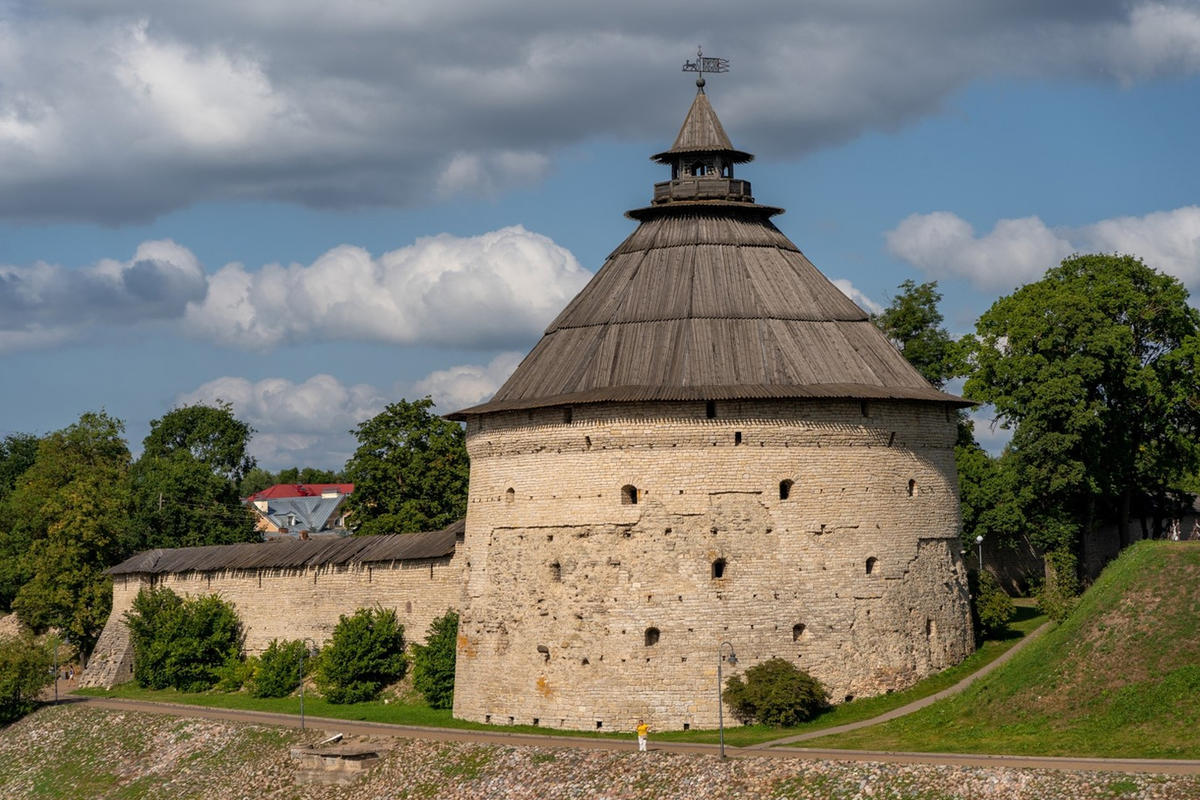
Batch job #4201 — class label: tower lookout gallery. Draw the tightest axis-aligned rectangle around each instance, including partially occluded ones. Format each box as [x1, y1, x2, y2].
[448, 82, 975, 731]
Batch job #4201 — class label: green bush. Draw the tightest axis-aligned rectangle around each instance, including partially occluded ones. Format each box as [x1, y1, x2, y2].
[411, 610, 458, 709]
[316, 607, 406, 704]
[215, 654, 256, 693]
[723, 657, 828, 727]
[125, 587, 243, 692]
[0, 633, 53, 725]
[973, 569, 1016, 639]
[249, 639, 307, 698]
[1037, 548, 1080, 623]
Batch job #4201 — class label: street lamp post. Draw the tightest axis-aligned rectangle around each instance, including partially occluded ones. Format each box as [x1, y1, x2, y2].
[299, 638, 316, 730]
[976, 535, 984, 571]
[51, 634, 68, 705]
[717, 641, 738, 760]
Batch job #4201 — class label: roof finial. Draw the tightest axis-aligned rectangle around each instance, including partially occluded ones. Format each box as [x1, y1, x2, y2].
[682, 46, 728, 93]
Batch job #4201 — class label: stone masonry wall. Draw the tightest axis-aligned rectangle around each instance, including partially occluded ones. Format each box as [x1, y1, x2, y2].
[82, 553, 465, 688]
[452, 398, 974, 731]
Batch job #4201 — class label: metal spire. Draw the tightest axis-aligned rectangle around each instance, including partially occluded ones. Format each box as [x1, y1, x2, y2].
[682, 46, 729, 92]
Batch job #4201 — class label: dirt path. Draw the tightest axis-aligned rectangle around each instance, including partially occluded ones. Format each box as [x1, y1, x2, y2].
[73, 694, 1200, 776]
[753, 620, 1053, 749]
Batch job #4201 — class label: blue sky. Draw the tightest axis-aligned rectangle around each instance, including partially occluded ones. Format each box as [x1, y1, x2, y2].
[2, 1, 1199, 467]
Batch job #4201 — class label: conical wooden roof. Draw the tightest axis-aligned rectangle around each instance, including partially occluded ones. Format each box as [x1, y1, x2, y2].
[651, 89, 752, 164]
[450, 93, 965, 418]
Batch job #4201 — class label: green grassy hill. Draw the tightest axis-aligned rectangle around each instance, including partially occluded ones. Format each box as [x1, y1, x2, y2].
[810, 540, 1200, 758]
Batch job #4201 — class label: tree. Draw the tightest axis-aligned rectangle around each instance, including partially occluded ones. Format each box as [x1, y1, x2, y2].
[343, 398, 469, 536]
[411, 610, 459, 709]
[126, 586, 243, 692]
[248, 639, 306, 698]
[315, 607, 406, 704]
[0, 433, 38, 504]
[723, 658, 828, 726]
[0, 633, 54, 725]
[873, 279, 961, 389]
[129, 404, 259, 552]
[963, 254, 1200, 558]
[2, 412, 130, 652]
[141, 403, 255, 484]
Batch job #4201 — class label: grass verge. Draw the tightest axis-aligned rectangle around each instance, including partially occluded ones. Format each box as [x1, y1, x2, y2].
[802, 541, 1200, 759]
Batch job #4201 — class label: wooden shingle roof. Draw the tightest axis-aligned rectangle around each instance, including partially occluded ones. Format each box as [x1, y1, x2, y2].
[651, 90, 752, 164]
[107, 520, 464, 576]
[450, 92, 966, 418]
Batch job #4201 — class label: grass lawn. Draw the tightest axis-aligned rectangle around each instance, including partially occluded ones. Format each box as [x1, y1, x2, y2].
[803, 541, 1200, 759]
[74, 604, 1045, 748]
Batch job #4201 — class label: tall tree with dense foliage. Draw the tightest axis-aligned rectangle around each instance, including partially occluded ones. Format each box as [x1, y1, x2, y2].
[411, 609, 459, 709]
[344, 398, 469, 536]
[0, 434, 38, 504]
[129, 404, 259, 552]
[2, 412, 131, 652]
[0, 433, 42, 610]
[873, 279, 961, 389]
[963, 254, 1200, 557]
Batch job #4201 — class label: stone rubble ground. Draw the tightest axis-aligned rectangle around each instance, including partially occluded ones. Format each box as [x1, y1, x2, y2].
[2, 706, 1198, 800]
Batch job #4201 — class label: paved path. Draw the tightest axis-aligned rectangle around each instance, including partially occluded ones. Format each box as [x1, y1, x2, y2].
[752, 620, 1053, 748]
[72, 692, 1200, 776]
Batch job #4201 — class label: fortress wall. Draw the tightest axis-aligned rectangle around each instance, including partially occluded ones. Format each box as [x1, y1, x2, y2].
[453, 399, 973, 731]
[83, 555, 465, 688]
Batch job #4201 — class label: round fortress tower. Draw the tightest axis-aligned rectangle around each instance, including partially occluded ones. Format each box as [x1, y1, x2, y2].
[447, 85, 974, 731]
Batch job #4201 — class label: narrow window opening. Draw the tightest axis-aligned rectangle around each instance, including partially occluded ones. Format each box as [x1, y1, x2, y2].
[596, 721, 603, 730]
[550, 562, 562, 582]
[779, 479, 794, 500]
[581, 658, 589, 666]
[845, 695, 855, 703]
[505, 487, 515, 503]
[866, 556, 878, 575]
[705, 400, 716, 419]
[711, 558, 727, 579]
[621, 484, 638, 505]
[563, 406, 573, 424]
[734, 431, 742, 445]
[907, 479, 918, 497]
[533, 718, 539, 726]
[644, 627, 660, 646]
[683, 723, 690, 731]
[792, 623, 806, 641]
[405, 601, 412, 613]
[585, 435, 592, 449]
[860, 400, 870, 417]
[537, 644, 550, 662]
[485, 715, 491, 723]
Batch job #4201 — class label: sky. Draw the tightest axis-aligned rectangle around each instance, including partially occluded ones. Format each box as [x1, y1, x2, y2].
[2, 0, 1199, 469]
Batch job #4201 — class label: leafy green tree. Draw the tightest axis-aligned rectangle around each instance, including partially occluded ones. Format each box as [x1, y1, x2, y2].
[0, 433, 38, 504]
[0, 633, 54, 725]
[129, 404, 258, 552]
[2, 412, 130, 652]
[315, 607, 406, 704]
[970, 569, 1015, 639]
[238, 467, 277, 499]
[126, 586, 243, 692]
[873, 279, 961, 389]
[963, 254, 1200, 556]
[411, 610, 459, 709]
[141, 402, 255, 483]
[248, 639, 306, 698]
[344, 398, 469, 536]
[723, 658, 828, 726]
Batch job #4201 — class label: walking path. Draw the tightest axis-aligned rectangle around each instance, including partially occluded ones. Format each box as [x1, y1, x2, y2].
[751, 620, 1052, 748]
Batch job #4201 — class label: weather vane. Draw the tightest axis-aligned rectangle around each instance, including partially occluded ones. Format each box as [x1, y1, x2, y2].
[682, 46, 729, 90]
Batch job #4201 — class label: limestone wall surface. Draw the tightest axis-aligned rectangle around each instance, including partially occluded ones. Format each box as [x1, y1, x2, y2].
[453, 398, 974, 731]
[82, 554, 465, 688]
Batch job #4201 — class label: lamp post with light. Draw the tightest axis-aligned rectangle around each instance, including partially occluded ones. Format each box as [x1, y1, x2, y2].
[299, 637, 317, 729]
[976, 535, 984, 571]
[717, 641, 738, 760]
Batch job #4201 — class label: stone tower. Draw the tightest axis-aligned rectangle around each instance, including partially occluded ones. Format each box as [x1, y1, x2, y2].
[448, 85, 974, 731]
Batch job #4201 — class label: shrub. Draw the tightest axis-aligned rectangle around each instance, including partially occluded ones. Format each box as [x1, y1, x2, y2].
[316, 607, 406, 704]
[1038, 548, 1080, 623]
[411, 610, 458, 709]
[215, 655, 257, 693]
[971, 569, 1016, 639]
[723, 657, 828, 727]
[126, 587, 243, 692]
[249, 639, 307, 698]
[0, 633, 53, 725]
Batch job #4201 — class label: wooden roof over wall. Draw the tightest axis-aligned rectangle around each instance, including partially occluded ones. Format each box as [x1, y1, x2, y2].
[107, 520, 463, 576]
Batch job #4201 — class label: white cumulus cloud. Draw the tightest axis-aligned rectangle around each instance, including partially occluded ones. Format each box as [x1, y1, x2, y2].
[886, 206, 1200, 294]
[182, 225, 590, 350]
[175, 353, 522, 468]
[830, 278, 883, 315]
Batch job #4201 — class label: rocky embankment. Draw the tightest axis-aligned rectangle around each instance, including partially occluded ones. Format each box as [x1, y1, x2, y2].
[2, 705, 1199, 800]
